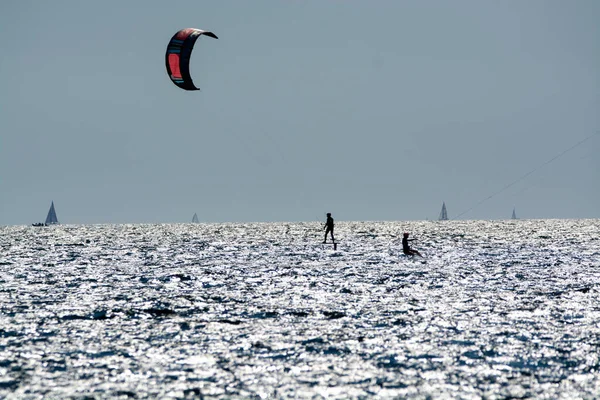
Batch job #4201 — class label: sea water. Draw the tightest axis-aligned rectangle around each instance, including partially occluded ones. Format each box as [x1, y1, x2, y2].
[0, 219, 599, 399]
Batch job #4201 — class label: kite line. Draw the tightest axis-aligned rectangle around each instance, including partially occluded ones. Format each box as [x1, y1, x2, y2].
[454, 131, 599, 220]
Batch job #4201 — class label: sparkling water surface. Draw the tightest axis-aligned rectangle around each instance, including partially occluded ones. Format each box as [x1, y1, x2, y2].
[1, 219, 599, 399]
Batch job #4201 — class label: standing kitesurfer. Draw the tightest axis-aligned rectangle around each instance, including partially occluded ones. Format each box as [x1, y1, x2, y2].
[323, 213, 335, 243]
[402, 232, 422, 257]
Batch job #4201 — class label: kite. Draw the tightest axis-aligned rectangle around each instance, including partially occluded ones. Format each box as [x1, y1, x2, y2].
[165, 28, 218, 91]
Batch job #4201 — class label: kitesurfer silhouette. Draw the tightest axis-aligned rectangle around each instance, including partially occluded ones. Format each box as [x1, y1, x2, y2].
[323, 213, 335, 243]
[402, 232, 422, 257]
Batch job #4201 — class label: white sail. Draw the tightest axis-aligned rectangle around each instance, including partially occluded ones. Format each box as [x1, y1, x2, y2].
[439, 202, 448, 221]
[192, 213, 199, 223]
[45, 201, 59, 225]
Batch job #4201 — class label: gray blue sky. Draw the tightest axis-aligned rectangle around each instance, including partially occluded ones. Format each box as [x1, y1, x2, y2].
[1, 1, 598, 225]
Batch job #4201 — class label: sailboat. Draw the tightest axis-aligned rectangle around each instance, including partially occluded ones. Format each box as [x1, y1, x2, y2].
[45, 201, 59, 225]
[511, 207, 517, 220]
[32, 201, 59, 226]
[438, 202, 448, 221]
[191, 213, 199, 223]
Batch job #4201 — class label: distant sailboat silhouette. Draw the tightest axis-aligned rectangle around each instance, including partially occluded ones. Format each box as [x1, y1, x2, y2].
[191, 213, 199, 223]
[511, 207, 517, 220]
[33, 201, 59, 226]
[439, 202, 448, 221]
[45, 201, 59, 225]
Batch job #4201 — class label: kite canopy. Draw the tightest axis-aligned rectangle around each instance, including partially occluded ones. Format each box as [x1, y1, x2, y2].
[165, 28, 218, 91]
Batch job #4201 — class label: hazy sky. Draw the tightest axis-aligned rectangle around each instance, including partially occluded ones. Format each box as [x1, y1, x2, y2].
[1, 1, 598, 225]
